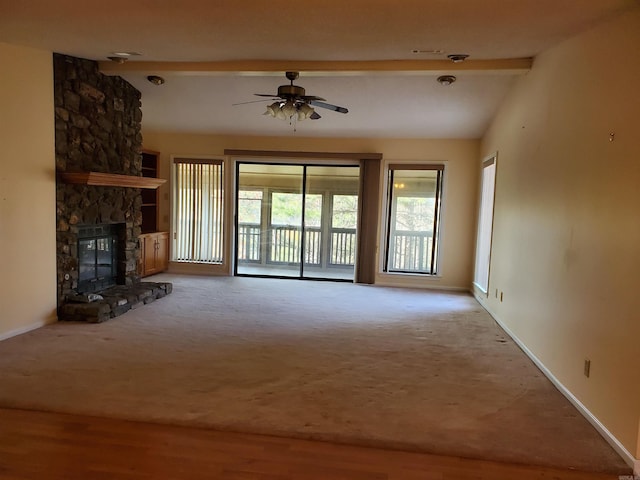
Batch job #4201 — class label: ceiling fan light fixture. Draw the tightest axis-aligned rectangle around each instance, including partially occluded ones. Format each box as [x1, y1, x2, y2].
[297, 103, 315, 121]
[281, 101, 297, 119]
[264, 102, 281, 117]
[275, 106, 287, 120]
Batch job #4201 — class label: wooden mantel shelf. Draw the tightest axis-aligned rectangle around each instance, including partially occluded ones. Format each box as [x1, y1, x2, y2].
[60, 172, 166, 189]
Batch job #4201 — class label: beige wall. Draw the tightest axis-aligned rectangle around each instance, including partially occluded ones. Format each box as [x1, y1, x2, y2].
[0, 43, 57, 338]
[479, 9, 640, 459]
[142, 132, 479, 289]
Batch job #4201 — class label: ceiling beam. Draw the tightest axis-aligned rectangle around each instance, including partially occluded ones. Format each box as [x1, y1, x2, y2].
[98, 58, 533, 76]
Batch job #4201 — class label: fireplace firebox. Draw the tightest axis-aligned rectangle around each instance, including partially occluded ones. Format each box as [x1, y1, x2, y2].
[77, 224, 120, 293]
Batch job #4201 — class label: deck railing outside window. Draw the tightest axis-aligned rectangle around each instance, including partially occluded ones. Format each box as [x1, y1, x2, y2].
[330, 228, 357, 265]
[303, 228, 322, 265]
[269, 226, 302, 264]
[237, 223, 261, 262]
[237, 223, 357, 267]
[238, 224, 431, 270]
[388, 230, 433, 272]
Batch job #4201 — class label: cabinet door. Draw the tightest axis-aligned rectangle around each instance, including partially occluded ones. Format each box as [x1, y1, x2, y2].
[143, 235, 158, 274]
[156, 232, 169, 271]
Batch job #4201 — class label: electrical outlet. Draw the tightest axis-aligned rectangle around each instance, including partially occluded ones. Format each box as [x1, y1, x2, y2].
[584, 359, 591, 378]
[500, 291, 504, 302]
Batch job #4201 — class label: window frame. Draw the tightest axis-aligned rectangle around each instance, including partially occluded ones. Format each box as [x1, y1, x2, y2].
[381, 162, 445, 277]
[473, 154, 497, 295]
[172, 156, 226, 266]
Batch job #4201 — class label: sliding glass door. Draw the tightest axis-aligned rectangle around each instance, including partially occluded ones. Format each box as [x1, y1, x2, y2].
[304, 166, 359, 279]
[235, 163, 359, 280]
[236, 164, 303, 278]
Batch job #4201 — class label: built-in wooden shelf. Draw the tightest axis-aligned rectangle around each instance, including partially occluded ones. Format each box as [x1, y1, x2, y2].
[60, 172, 166, 189]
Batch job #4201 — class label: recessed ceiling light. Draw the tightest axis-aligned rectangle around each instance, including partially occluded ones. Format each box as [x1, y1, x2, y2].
[447, 54, 469, 63]
[107, 52, 142, 63]
[147, 75, 165, 86]
[110, 51, 141, 57]
[437, 75, 456, 86]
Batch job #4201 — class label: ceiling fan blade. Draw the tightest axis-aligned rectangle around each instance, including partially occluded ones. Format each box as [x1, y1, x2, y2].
[310, 111, 322, 120]
[309, 100, 348, 114]
[232, 99, 275, 106]
[254, 93, 279, 97]
[302, 95, 326, 102]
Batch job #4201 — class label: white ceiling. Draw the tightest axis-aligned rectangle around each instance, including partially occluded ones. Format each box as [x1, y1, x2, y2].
[1, 0, 637, 138]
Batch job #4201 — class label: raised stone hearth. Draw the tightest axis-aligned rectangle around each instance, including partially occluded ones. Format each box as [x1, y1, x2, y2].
[59, 282, 173, 323]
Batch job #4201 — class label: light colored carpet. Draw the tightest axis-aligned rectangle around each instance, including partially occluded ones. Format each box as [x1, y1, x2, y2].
[0, 275, 628, 473]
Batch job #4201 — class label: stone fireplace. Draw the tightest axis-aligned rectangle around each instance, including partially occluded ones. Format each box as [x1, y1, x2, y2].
[54, 53, 142, 307]
[54, 53, 171, 322]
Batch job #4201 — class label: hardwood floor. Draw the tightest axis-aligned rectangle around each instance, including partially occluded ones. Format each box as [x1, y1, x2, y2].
[0, 408, 623, 480]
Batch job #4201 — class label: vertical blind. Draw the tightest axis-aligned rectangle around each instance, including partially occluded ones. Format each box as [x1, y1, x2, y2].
[174, 158, 224, 264]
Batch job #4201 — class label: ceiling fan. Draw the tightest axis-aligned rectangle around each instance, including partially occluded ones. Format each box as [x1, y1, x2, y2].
[235, 71, 349, 121]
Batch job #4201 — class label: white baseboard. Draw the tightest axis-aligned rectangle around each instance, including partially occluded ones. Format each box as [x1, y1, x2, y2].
[374, 275, 469, 291]
[0, 318, 53, 342]
[167, 261, 231, 276]
[474, 293, 638, 472]
[374, 282, 470, 292]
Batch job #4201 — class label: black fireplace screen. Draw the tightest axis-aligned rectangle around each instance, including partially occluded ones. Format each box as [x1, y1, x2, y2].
[77, 224, 118, 293]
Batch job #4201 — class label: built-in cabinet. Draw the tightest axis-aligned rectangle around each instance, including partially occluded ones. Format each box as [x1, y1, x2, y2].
[139, 150, 169, 277]
[140, 231, 169, 276]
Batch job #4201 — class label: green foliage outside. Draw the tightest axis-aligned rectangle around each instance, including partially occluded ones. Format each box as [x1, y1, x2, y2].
[394, 196, 435, 232]
[332, 195, 358, 229]
[239, 191, 358, 229]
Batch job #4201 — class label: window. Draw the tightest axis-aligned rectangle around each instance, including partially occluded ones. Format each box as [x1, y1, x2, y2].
[331, 194, 358, 265]
[384, 164, 443, 275]
[473, 156, 496, 293]
[173, 158, 224, 264]
[303, 193, 323, 265]
[269, 192, 303, 264]
[237, 189, 262, 262]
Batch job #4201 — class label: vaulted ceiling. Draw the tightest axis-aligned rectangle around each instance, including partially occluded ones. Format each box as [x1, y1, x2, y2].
[1, 0, 636, 138]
